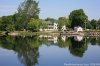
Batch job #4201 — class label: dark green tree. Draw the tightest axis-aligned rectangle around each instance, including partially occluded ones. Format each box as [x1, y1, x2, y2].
[0, 15, 15, 31]
[17, 0, 40, 30]
[83, 20, 92, 29]
[69, 9, 88, 29]
[69, 37, 87, 57]
[90, 19, 97, 29]
[97, 19, 100, 29]
[45, 17, 57, 23]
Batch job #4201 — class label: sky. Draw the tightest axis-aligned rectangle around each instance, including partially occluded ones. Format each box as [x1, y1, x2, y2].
[0, 0, 100, 20]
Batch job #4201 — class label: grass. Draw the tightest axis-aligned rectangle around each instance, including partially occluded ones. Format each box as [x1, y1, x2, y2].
[84, 30, 100, 32]
[15, 31, 60, 36]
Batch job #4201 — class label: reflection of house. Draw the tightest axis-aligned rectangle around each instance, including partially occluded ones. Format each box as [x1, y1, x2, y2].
[74, 35, 83, 41]
[39, 35, 58, 43]
[39, 22, 58, 32]
[61, 25, 67, 32]
[74, 26, 83, 32]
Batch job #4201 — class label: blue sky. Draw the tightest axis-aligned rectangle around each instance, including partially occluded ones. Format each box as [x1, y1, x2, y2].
[0, 0, 100, 20]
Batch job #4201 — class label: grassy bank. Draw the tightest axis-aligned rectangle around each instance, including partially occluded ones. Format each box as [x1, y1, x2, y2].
[14, 31, 60, 36]
[84, 30, 100, 32]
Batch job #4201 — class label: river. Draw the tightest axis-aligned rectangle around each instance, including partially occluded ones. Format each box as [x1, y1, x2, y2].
[0, 35, 100, 66]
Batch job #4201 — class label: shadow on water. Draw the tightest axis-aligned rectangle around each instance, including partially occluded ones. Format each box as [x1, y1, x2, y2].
[0, 35, 100, 66]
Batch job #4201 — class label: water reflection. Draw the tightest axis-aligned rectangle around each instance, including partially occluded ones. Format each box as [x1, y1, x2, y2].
[0, 35, 100, 66]
[74, 35, 83, 41]
[39, 35, 58, 43]
[69, 37, 87, 57]
[0, 36, 39, 66]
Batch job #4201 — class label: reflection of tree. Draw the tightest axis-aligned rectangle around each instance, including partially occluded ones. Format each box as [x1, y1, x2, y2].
[90, 38, 96, 45]
[0, 35, 100, 65]
[58, 37, 71, 48]
[90, 37, 100, 46]
[96, 38, 100, 46]
[69, 37, 87, 57]
[0, 36, 40, 66]
[17, 48, 39, 66]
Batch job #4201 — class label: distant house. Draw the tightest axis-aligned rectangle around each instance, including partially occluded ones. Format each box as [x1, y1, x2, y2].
[74, 26, 83, 32]
[61, 25, 67, 32]
[39, 22, 58, 32]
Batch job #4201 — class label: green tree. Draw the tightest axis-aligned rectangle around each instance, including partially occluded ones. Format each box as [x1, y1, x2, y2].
[45, 17, 57, 22]
[90, 19, 97, 29]
[6, 24, 15, 31]
[39, 19, 48, 29]
[17, 0, 40, 30]
[69, 9, 88, 29]
[0, 15, 15, 31]
[83, 20, 92, 29]
[58, 17, 70, 30]
[0, 17, 3, 30]
[27, 18, 40, 31]
[97, 19, 100, 29]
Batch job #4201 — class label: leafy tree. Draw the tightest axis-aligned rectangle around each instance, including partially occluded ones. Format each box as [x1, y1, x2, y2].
[0, 17, 3, 30]
[97, 19, 100, 29]
[6, 24, 15, 31]
[39, 19, 48, 29]
[83, 20, 92, 29]
[45, 17, 57, 23]
[58, 17, 70, 30]
[17, 0, 40, 30]
[27, 18, 40, 31]
[90, 19, 97, 29]
[12, 13, 23, 30]
[0, 16, 15, 31]
[69, 9, 88, 29]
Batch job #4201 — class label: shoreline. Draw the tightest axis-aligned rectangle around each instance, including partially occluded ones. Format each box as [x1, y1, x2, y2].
[1, 31, 100, 37]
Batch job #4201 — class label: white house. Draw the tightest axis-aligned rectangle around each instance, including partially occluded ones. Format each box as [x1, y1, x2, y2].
[48, 22, 58, 31]
[39, 22, 58, 32]
[74, 26, 83, 32]
[61, 25, 67, 32]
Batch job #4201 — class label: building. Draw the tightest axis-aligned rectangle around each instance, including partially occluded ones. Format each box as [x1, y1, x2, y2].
[39, 22, 58, 32]
[48, 22, 58, 31]
[74, 26, 83, 32]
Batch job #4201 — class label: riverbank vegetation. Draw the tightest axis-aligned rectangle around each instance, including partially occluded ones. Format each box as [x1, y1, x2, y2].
[0, 0, 100, 32]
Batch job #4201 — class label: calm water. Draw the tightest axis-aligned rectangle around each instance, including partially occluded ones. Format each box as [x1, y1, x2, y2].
[0, 35, 100, 66]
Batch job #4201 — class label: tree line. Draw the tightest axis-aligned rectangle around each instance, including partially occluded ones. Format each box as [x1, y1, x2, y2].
[0, 0, 100, 32]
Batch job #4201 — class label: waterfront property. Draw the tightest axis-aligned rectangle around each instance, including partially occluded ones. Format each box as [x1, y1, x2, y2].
[39, 22, 58, 32]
